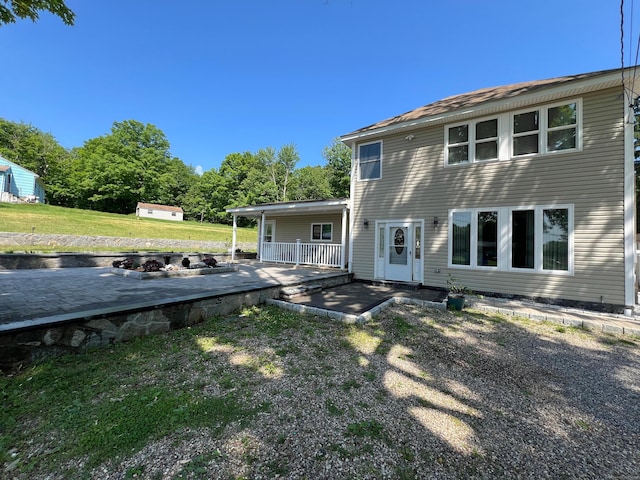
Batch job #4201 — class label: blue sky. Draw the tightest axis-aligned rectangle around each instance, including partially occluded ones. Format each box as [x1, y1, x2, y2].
[0, 1, 634, 175]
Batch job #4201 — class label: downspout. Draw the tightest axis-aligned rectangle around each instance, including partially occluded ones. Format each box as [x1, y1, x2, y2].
[624, 97, 637, 315]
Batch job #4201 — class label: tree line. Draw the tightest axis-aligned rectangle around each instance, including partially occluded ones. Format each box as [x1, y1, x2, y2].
[0, 118, 351, 225]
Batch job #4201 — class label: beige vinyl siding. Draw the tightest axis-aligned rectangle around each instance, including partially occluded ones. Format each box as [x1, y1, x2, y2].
[268, 213, 345, 244]
[351, 87, 627, 307]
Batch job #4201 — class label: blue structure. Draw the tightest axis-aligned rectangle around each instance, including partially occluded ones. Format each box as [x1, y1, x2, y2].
[0, 156, 45, 203]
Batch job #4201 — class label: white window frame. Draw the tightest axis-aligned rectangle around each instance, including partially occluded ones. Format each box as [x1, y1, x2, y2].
[311, 222, 333, 242]
[445, 117, 501, 165]
[448, 205, 573, 274]
[444, 98, 581, 167]
[357, 140, 382, 181]
[511, 100, 581, 158]
[263, 220, 275, 243]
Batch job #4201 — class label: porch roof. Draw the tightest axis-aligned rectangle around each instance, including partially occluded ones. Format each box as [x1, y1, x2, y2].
[227, 198, 350, 217]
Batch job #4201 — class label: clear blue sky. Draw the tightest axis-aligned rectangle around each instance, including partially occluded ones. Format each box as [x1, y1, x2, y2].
[0, 1, 634, 175]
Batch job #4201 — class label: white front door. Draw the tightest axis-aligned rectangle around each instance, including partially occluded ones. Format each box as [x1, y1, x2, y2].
[385, 223, 413, 281]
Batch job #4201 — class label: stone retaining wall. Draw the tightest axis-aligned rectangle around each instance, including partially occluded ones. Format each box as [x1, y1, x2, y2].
[0, 272, 353, 371]
[0, 285, 282, 371]
[0, 232, 256, 253]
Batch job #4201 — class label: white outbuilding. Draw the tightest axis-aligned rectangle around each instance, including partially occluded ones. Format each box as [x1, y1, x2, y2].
[136, 202, 184, 221]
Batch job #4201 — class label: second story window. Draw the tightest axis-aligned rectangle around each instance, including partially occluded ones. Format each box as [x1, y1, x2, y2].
[446, 99, 581, 166]
[447, 125, 469, 164]
[446, 118, 499, 165]
[512, 101, 578, 157]
[547, 103, 577, 152]
[358, 141, 382, 180]
[513, 111, 540, 156]
[475, 119, 498, 161]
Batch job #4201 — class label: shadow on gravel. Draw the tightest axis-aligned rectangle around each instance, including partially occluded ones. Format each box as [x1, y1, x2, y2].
[349, 306, 640, 478]
[3, 304, 638, 479]
[191, 304, 639, 478]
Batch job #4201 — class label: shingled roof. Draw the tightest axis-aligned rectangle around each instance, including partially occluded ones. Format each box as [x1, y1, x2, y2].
[341, 67, 628, 139]
[136, 202, 183, 213]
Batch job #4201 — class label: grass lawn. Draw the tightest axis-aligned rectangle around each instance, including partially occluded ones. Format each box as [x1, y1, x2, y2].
[1, 304, 638, 479]
[0, 203, 256, 252]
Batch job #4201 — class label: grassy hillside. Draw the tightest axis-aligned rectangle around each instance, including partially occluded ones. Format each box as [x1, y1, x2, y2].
[0, 203, 257, 244]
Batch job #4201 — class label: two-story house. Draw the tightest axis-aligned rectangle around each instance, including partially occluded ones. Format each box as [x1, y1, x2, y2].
[340, 67, 637, 314]
[228, 67, 638, 314]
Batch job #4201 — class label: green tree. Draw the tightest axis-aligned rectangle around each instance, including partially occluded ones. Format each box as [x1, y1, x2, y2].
[288, 165, 332, 201]
[153, 157, 198, 208]
[72, 120, 178, 214]
[0, 118, 69, 178]
[275, 143, 299, 201]
[322, 138, 351, 198]
[0, 118, 72, 204]
[257, 144, 300, 202]
[0, 0, 75, 26]
[218, 151, 265, 222]
[218, 151, 261, 201]
[182, 169, 226, 223]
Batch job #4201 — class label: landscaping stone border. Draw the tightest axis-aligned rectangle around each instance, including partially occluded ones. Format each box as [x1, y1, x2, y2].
[110, 265, 238, 279]
[0, 252, 256, 269]
[266, 296, 447, 324]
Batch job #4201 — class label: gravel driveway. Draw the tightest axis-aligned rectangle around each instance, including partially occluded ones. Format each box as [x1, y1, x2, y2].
[23, 304, 640, 479]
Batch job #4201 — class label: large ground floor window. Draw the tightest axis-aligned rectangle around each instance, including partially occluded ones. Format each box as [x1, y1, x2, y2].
[449, 205, 573, 274]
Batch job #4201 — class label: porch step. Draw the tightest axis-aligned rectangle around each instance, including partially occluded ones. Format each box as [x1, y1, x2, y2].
[280, 284, 323, 300]
[371, 280, 422, 290]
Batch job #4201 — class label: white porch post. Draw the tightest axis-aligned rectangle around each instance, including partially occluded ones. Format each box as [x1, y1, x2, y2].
[295, 239, 301, 266]
[341, 206, 347, 269]
[259, 211, 266, 262]
[348, 143, 355, 274]
[231, 214, 237, 263]
[624, 99, 636, 315]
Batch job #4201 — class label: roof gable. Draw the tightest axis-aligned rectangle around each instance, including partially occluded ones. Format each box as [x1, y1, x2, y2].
[0, 155, 40, 178]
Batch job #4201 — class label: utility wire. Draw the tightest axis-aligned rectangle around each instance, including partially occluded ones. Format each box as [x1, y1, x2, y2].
[631, 0, 640, 105]
[621, 0, 639, 113]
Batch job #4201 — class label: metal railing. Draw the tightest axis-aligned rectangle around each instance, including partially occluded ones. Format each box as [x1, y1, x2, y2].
[262, 241, 342, 268]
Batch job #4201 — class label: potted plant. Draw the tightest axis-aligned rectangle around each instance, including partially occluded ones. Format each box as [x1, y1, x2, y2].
[447, 274, 471, 311]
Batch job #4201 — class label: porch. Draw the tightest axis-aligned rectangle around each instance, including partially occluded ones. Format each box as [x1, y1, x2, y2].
[262, 240, 342, 268]
[227, 198, 350, 270]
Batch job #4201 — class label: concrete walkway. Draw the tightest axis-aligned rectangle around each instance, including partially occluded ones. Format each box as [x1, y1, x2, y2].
[278, 281, 640, 336]
[1, 262, 640, 336]
[465, 296, 640, 336]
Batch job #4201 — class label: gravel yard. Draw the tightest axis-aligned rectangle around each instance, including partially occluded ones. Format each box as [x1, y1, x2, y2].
[4, 304, 639, 479]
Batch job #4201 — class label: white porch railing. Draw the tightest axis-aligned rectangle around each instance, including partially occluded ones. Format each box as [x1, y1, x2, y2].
[262, 241, 343, 268]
